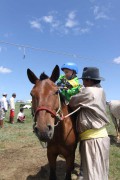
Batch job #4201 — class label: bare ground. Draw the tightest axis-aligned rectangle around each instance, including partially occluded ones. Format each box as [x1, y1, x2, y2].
[0, 134, 120, 180]
[0, 140, 80, 180]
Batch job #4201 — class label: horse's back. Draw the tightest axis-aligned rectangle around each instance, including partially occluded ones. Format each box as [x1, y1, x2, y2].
[109, 100, 120, 119]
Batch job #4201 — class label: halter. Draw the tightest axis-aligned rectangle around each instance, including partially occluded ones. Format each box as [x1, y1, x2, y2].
[33, 92, 81, 126]
[35, 106, 57, 117]
[33, 93, 63, 126]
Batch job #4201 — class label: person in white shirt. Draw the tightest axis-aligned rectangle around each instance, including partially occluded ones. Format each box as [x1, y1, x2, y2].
[0, 93, 8, 128]
[9, 93, 16, 124]
[1, 93, 8, 113]
[17, 108, 25, 123]
[0, 100, 4, 128]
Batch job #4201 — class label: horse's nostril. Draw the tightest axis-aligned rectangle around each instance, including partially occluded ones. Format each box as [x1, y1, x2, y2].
[47, 124, 54, 139]
[47, 124, 52, 131]
[34, 126, 38, 133]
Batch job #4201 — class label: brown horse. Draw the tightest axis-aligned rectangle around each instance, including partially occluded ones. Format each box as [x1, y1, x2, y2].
[27, 65, 78, 180]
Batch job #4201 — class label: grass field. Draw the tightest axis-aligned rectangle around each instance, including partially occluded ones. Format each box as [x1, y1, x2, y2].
[106, 112, 120, 180]
[0, 102, 120, 180]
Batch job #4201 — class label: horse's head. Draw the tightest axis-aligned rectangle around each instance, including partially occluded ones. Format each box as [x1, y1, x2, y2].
[27, 65, 60, 142]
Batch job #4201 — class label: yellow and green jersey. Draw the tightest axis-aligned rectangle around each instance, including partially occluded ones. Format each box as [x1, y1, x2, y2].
[57, 75, 82, 102]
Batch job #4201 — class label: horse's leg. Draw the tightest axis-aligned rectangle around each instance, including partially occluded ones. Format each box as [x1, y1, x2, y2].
[64, 153, 75, 180]
[117, 119, 120, 143]
[47, 150, 57, 180]
[111, 114, 118, 134]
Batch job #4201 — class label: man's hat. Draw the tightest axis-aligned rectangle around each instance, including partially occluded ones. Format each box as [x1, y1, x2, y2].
[80, 67, 104, 81]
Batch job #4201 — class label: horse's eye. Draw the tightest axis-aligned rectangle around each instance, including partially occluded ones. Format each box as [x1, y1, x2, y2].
[55, 90, 59, 95]
[30, 92, 33, 97]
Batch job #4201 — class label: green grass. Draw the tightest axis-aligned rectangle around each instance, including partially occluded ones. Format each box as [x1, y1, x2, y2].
[106, 110, 120, 180]
[0, 103, 38, 149]
[0, 103, 120, 179]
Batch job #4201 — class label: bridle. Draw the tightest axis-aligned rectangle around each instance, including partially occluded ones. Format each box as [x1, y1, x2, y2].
[32, 92, 81, 127]
[33, 93, 64, 127]
[35, 106, 57, 118]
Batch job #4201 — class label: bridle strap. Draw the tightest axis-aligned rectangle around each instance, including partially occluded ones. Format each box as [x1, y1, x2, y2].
[35, 106, 56, 117]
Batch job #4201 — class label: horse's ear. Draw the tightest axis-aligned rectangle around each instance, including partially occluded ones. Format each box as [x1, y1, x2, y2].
[50, 65, 60, 82]
[27, 68, 38, 84]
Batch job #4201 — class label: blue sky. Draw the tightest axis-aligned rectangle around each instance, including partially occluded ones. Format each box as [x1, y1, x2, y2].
[0, 0, 120, 102]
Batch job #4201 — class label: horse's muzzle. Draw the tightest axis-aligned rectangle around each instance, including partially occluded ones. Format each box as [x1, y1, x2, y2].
[33, 124, 54, 142]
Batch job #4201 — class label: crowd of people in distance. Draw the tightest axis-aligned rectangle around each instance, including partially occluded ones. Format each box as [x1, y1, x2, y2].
[0, 93, 26, 128]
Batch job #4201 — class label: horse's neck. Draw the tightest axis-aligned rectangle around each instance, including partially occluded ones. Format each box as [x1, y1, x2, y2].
[61, 103, 74, 126]
[61, 103, 70, 117]
[53, 103, 76, 142]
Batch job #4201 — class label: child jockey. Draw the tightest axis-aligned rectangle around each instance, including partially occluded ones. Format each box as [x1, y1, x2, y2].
[57, 62, 82, 103]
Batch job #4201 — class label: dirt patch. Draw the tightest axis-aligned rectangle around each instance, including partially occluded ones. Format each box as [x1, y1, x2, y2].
[0, 118, 80, 180]
[0, 142, 80, 180]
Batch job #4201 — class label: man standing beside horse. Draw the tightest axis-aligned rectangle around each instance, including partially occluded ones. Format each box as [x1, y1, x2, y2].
[69, 67, 110, 180]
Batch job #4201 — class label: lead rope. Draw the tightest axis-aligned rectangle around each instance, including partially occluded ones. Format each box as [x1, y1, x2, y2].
[61, 106, 81, 120]
[56, 93, 81, 121]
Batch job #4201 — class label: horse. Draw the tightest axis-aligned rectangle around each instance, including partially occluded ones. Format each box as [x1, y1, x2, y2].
[107, 100, 120, 143]
[27, 65, 78, 180]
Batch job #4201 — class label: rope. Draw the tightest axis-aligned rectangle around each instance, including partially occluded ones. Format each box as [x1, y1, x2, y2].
[0, 40, 91, 60]
[62, 106, 81, 120]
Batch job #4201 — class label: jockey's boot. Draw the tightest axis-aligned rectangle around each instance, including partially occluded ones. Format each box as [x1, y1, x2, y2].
[0, 120, 4, 128]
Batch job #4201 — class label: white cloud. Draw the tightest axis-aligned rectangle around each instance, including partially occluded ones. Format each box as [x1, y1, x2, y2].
[93, 6, 109, 20]
[68, 11, 76, 19]
[74, 27, 90, 35]
[29, 11, 92, 35]
[0, 66, 12, 74]
[29, 20, 42, 31]
[65, 11, 78, 28]
[86, 21, 94, 26]
[51, 21, 60, 28]
[42, 15, 53, 23]
[113, 56, 120, 64]
[65, 19, 78, 28]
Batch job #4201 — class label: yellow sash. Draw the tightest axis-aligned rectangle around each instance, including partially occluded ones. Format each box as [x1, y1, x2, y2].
[80, 127, 108, 140]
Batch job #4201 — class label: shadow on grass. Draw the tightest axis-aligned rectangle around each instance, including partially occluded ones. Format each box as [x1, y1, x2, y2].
[26, 160, 79, 180]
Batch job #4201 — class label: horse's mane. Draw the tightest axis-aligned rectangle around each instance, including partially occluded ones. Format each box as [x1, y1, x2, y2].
[59, 93, 66, 104]
[40, 72, 49, 80]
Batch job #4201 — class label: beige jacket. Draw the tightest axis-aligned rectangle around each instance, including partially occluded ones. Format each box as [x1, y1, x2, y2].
[69, 85, 109, 133]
